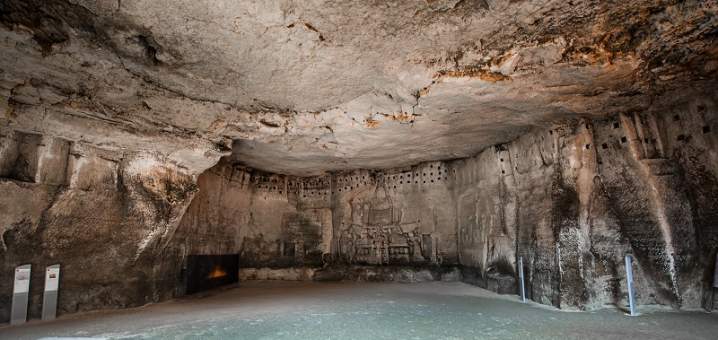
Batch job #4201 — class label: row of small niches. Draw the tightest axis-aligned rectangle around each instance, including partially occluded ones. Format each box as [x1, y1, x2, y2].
[597, 115, 711, 150]
[253, 175, 451, 195]
[255, 178, 450, 196]
[383, 164, 449, 184]
[249, 163, 451, 192]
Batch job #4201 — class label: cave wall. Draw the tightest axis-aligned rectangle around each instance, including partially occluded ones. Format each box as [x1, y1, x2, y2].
[331, 164, 457, 266]
[0, 0, 711, 324]
[453, 100, 718, 310]
[175, 98, 717, 311]
[173, 163, 325, 269]
[0, 130, 213, 323]
[1, 98, 715, 323]
[175, 160, 459, 274]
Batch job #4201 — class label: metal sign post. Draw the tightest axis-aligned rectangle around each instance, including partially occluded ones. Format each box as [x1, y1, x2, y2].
[625, 255, 637, 316]
[11, 264, 31, 325]
[42, 264, 61, 320]
[518, 256, 526, 303]
[711, 252, 718, 311]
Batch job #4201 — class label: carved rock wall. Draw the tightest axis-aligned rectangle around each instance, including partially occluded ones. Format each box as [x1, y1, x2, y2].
[0, 0, 715, 324]
[174, 163, 326, 268]
[1, 99, 715, 323]
[453, 99, 718, 310]
[175, 160, 459, 270]
[176, 97, 717, 311]
[0, 130, 216, 323]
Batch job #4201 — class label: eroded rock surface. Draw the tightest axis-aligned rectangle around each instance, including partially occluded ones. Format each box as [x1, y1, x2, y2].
[0, 0, 717, 323]
[1, 0, 716, 174]
[0, 141, 205, 321]
[177, 104, 717, 311]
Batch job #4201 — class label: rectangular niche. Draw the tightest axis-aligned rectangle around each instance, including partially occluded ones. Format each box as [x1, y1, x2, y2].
[0, 131, 42, 182]
[1, 131, 72, 185]
[184, 254, 239, 295]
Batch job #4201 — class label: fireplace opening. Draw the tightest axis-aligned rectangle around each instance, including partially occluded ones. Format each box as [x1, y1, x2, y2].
[185, 254, 239, 295]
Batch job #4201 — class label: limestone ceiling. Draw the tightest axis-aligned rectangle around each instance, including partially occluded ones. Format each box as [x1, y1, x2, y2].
[0, 0, 716, 175]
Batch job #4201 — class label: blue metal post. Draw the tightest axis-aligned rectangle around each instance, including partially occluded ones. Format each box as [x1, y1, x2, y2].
[518, 256, 526, 303]
[625, 255, 637, 316]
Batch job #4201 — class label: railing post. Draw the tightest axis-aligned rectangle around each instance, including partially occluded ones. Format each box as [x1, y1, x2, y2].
[518, 256, 526, 303]
[625, 255, 637, 316]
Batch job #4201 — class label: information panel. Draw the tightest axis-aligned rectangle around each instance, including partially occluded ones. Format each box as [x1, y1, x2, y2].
[44, 265, 60, 291]
[13, 266, 30, 293]
[11, 264, 31, 325]
[42, 264, 61, 320]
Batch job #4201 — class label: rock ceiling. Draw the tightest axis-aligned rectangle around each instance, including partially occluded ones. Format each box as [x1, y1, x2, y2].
[1, 0, 716, 175]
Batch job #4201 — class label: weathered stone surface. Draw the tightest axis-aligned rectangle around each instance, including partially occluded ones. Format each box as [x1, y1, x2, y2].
[0, 0, 716, 324]
[237, 266, 462, 283]
[0, 0, 715, 175]
[453, 102, 717, 310]
[175, 159, 459, 268]
[0, 142, 211, 322]
[173, 99, 717, 310]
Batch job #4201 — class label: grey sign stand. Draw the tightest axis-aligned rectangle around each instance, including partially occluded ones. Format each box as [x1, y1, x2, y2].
[625, 255, 637, 316]
[42, 264, 61, 320]
[11, 264, 31, 325]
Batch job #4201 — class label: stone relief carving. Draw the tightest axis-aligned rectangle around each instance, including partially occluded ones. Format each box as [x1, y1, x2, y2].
[337, 185, 440, 265]
[277, 211, 324, 265]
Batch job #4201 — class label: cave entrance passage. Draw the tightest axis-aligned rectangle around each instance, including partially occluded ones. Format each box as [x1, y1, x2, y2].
[185, 254, 239, 294]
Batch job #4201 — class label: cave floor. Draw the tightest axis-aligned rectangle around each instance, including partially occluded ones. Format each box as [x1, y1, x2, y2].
[1, 281, 717, 340]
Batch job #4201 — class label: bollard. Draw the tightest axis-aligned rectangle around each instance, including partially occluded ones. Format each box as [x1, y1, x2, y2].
[42, 264, 61, 321]
[518, 256, 526, 303]
[11, 264, 31, 325]
[625, 255, 637, 316]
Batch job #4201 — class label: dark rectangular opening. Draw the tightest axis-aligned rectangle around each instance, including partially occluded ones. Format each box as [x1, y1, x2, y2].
[1, 131, 42, 182]
[185, 254, 239, 295]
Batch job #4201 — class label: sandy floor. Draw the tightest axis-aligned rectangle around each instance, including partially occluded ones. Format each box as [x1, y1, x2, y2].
[1, 281, 717, 340]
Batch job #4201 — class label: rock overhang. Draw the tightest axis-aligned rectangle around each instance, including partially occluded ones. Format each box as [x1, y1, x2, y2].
[0, 0, 715, 176]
